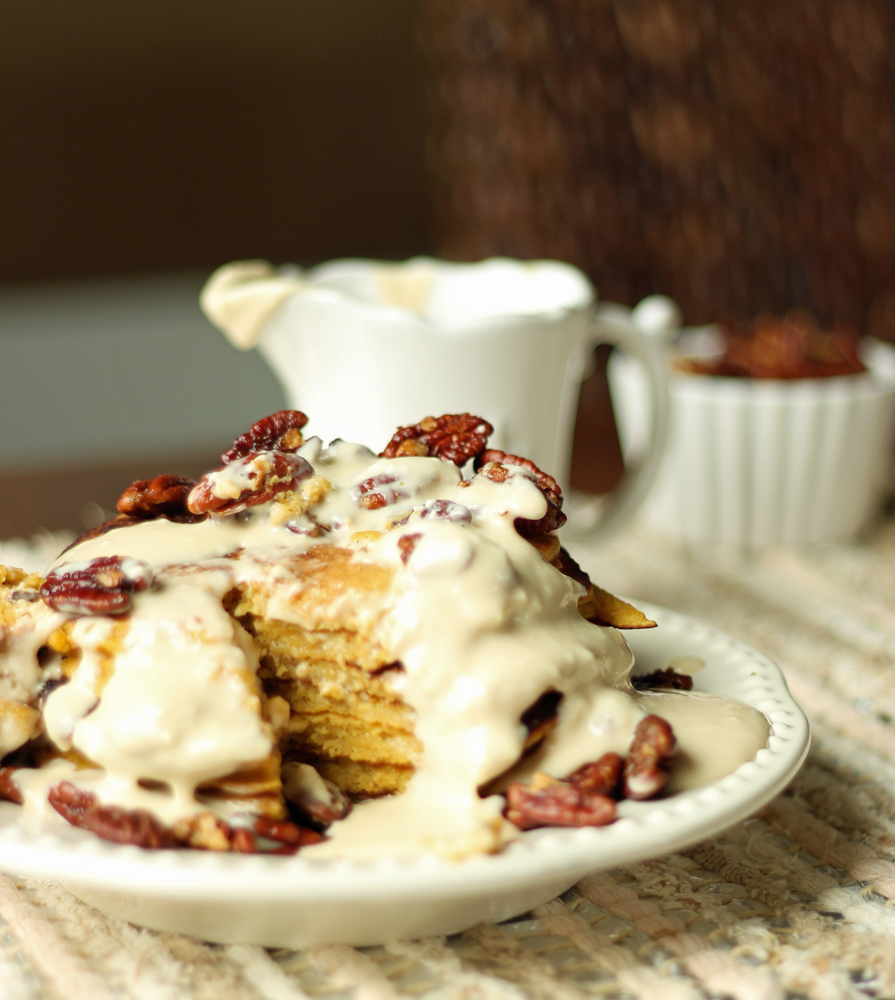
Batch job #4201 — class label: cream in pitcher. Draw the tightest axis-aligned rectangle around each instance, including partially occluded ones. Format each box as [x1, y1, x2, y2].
[201, 256, 670, 537]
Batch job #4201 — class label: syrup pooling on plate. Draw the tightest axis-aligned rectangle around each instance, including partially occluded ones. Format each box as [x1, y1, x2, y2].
[0, 420, 770, 857]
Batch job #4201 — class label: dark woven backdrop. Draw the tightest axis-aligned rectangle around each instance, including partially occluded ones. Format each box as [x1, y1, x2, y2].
[421, 0, 895, 338]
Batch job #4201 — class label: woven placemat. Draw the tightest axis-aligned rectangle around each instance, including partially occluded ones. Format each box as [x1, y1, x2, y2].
[2, 523, 895, 999]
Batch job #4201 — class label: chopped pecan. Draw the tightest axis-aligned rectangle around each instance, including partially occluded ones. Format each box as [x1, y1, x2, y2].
[40, 556, 153, 615]
[623, 715, 677, 800]
[474, 449, 566, 535]
[351, 473, 410, 511]
[417, 498, 472, 523]
[0, 767, 23, 805]
[380, 414, 493, 466]
[222, 410, 309, 464]
[397, 533, 421, 564]
[9, 589, 41, 603]
[504, 773, 616, 830]
[117, 474, 196, 518]
[567, 752, 624, 798]
[631, 668, 694, 692]
[187, 452, 313, 515]
[195, 814, 323, 854]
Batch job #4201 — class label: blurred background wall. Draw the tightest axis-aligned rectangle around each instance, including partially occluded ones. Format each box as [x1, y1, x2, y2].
[422, 0, 895, 338]
[0, 1, 431, 284]
[0, 1, 437, 536]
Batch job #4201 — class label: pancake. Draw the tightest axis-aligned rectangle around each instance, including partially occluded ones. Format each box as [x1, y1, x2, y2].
[0, 411, 770, 857]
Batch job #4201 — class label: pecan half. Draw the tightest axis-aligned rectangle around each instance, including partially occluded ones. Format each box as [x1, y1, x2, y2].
[222, 410, 309, 464]
[40, 556, 153, 615]
[187, 452, 312, 515]
[504, 773, 616, 830]
[380, 414, 493, 466]
[49, 782, 177, 848]
[117, 474, 196, 518]
[351, 473, 410, 511]
[474, 449, 567, 535]
[567, 752, 624, 798]
[48, 781, 322, 853]
[623, 715, 677, 800]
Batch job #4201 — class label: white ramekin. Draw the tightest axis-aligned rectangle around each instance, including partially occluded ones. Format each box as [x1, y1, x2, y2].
[609, 337, 895, 548]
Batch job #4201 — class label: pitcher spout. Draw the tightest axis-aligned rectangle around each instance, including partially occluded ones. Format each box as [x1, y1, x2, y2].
[200, 260, 305, 350]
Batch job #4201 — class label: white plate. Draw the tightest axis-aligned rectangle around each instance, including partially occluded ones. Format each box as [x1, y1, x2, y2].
[0, 603, 809, 947]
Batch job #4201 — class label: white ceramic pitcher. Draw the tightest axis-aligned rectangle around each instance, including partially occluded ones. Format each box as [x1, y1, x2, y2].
[201, 256, 671, 538]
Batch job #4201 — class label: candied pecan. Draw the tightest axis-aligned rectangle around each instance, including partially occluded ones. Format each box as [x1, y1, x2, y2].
[631, 668, 694, 692]
[567, 752, 624, 798]
[252, 815, 324, 851]
[623, 715, 677, 800]
[49, 781, 177, 848]
[48, 781, 322, 853]
[40, 556, 153, 615]
[380, 414, 493, 466]
[0, 767, 23, 805]
[216, 815, 324, 855]
[474, 449, 567, 536]
[222, 410, 309, 464]
[117, 474, 196, 518]
[187, 452, 312, 515]
[504, 774, 616, 830]
[480, 461, 509, 484]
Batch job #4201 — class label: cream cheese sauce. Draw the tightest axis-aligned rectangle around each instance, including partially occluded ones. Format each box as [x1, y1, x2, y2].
[3, 436, 770, 856]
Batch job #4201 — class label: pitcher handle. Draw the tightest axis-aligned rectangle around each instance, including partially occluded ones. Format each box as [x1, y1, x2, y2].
[567, 297, 674, 539]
